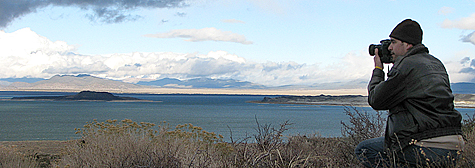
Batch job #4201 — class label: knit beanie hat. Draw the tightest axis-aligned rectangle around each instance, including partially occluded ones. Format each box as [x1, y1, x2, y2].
[389, 19, 423, 45]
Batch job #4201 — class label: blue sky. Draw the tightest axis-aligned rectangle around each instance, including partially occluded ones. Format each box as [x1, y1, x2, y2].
[0, 0, 474, 87]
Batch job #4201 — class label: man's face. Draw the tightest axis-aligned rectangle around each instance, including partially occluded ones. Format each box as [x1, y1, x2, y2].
[388, 38, 412, 60]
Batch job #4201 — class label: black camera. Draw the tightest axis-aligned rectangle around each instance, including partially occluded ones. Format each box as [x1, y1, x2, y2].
[369, 39, 393, 63]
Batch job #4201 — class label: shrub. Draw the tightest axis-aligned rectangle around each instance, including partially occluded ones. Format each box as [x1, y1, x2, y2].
[459, 112, 475, 167]
[339, 106, 386, 167]
[341, 106, 386, 146]
[230, 118, 293, 167]
[164, 123, 224, 144]
[58, 119, 232, 167]
[0, 145, 37, 168]
[4, 106, 473, 168]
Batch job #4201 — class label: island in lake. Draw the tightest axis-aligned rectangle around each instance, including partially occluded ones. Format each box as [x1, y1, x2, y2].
[250, 94, 369, 106]
[10, 91, 153, 102]
[250, 94, 475, 108]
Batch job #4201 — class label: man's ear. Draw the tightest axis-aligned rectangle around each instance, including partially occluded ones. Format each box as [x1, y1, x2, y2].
[404, 42, 413, 50]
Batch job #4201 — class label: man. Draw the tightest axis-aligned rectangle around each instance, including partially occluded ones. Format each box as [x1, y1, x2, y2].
[355, 19, 464, 167]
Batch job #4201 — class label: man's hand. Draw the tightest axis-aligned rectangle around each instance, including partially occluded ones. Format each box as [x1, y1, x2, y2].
[373, 48, 383, 69]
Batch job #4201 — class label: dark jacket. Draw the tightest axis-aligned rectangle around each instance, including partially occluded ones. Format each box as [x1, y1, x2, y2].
[368, 44, 462, 151]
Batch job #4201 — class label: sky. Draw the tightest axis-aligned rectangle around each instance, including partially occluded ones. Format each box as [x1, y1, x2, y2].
[0, 0, 474, 88]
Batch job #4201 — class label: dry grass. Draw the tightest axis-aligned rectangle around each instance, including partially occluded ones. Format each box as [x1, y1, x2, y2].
[0, 145, 38, 167]
[1, 106, 474, 168]
[458, 114, 475, 167]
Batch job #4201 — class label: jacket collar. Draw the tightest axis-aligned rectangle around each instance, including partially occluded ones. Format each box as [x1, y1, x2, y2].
[405, 43, 429, 56]
[393, 44, 429, 64]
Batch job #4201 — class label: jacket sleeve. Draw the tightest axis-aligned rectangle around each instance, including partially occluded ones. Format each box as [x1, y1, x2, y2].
[368, 67, 407, 110]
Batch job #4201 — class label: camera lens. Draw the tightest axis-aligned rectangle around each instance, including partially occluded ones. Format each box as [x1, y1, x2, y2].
[369, 44, 380, 56]
[369, 39, 393, 63]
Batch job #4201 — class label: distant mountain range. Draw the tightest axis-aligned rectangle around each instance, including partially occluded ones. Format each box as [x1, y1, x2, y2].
[0, 75, 474, 94]
[11, 90, 144, 101]
[451, 82, 475, 94]
[137, 78, 267, 89]
[0, 74, 151, 91]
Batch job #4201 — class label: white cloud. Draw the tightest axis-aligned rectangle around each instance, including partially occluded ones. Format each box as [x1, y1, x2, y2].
[444, 50, 475, 83]
[0, 28, 75, 56]
[440, 13, 475, 45]
[143, 27, 253, 45]
[0, 28, 77, 78]
[440, 13, 475, 30]
[461, 31, 475, 45]
[3, 28, 473, 87]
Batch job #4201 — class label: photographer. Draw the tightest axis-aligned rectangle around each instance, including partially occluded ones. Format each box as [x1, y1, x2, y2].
[355, 19, 464, 167]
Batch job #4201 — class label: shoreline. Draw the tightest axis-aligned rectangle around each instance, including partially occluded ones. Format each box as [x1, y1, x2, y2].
[247, 100, 370, 107]
[249, 100, 475, 109]
[1, 99, 160, 102]
[249, 94, 475, 109]
[0, 88, 369, 96]
[2, 89, 473, 108]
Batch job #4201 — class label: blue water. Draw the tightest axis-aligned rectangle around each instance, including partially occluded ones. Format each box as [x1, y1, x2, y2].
[0, 91, 474, 142]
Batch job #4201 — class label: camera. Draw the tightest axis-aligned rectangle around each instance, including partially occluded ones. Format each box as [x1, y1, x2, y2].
[369, 39, 393, 63]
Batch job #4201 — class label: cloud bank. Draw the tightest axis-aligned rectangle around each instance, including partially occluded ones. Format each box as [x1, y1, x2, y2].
[1, 28, 375, 87]
[461, 32, 475, 45]
[438, 11, 475, 81]
[441, 13, 475, 45]
[144, 27, 253, 45]
[0, 0, 188, 28]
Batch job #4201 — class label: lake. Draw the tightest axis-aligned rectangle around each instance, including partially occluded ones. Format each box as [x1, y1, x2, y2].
[0, 91, 473, 142]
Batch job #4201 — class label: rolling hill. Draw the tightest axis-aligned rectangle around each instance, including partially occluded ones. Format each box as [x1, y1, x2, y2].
[1, 74, 151, 91]
[0, 75, 474, 95]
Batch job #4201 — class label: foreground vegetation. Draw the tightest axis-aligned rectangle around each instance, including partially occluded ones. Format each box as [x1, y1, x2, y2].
[1, 106, 475, 167]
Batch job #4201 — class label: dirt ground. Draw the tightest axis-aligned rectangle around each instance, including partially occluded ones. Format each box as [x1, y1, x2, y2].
[0, 140, 74, 156]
